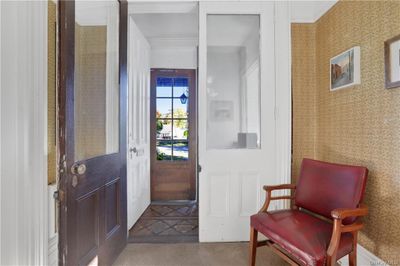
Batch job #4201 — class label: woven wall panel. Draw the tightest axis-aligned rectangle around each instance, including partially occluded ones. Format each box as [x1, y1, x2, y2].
[292, 1, 400, 262]
[48, 1, 57, 184]
[291, 24, 317, 181]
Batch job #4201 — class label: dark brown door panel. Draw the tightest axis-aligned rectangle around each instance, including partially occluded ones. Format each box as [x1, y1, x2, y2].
[58, 1, 128, 265]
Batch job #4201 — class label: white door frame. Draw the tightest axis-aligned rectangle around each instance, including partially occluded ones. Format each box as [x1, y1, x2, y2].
[0, 1, 48, 264]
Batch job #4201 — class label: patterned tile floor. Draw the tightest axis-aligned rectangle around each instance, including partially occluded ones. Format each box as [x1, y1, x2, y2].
[128, 203, 198, 243]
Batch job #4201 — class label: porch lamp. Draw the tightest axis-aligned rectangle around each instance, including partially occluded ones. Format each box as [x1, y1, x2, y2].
[179, 92, 188, 104]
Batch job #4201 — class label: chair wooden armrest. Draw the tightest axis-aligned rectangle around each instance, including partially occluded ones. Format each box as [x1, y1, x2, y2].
[326, 204, 368, 266]
[259, 184, 296, 213]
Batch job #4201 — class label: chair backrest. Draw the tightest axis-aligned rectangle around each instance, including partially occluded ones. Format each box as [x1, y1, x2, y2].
[295, 158, 368, 224]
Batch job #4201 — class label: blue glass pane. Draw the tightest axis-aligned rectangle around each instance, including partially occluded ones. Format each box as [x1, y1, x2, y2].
[156, 77, 172, 97]
[173, 78, 189, 98]
[157, 77, 173, 86]
[174, 78, 188, 87]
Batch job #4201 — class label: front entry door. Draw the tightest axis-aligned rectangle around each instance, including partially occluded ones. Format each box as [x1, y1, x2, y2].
[59, 1, 128, 265]
[198, 2, 278, 242]
[150, 69, 197, 201]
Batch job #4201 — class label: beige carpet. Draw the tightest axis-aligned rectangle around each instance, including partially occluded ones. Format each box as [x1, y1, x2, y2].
[113, 242, 286, 266]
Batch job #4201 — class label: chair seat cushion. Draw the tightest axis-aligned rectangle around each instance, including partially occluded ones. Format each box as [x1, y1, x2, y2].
[251, 210, 353, 266]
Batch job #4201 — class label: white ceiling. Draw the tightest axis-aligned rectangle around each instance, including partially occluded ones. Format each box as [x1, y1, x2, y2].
[132, 13, 198, 39]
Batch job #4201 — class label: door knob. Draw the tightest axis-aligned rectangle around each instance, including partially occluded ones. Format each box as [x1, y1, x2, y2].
[71, 163, 87, 175]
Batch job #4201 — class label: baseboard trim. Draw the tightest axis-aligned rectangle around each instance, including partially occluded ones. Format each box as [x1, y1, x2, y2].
[338, 244, 387, 266]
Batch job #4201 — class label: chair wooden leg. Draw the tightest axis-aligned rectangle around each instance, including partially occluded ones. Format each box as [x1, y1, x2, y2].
[349, 232, 358, 266]
[249, 227, 258, 266]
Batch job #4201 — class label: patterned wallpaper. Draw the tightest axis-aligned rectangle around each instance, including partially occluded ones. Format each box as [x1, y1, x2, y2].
[48, 1, 57, 184]
[292, 1, 400, 263]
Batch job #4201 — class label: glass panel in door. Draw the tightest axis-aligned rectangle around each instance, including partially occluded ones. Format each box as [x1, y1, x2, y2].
[206, 14, 261, 150]
[155, 77, 189, 161]
[74, 1, 120, 161]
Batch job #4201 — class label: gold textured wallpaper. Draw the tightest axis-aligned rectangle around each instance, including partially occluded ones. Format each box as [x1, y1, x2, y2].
[48, 0, 57, 184]
[292, 1, 400, 263]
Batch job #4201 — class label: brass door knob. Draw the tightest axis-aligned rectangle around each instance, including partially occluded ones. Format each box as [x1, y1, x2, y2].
[71, 163, 86, 175]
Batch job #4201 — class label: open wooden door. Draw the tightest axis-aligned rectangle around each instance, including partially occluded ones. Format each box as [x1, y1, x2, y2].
[58, 1, 128, 265]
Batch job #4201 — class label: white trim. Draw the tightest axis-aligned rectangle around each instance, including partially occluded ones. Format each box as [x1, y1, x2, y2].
[274, 1, 292, 207]
[0, 2, 48, 264]
[338, 244, 388, 266]
[0, 1, 2, 263]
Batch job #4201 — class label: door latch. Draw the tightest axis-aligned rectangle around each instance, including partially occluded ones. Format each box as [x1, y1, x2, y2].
[71, 163, 86, 175]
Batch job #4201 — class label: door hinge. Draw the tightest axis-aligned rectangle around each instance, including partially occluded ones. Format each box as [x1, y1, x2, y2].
[198, 164, 202, 173]
[53, 189, 65, 202]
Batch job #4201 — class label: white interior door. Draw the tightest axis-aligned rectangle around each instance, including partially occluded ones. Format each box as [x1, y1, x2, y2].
[127, 17, 151, 230]
[198, 1, 284, 242]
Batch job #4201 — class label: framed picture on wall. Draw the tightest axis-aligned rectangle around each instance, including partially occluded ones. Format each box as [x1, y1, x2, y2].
[330, 46, 361, 91]
[384, 34, 400, 89]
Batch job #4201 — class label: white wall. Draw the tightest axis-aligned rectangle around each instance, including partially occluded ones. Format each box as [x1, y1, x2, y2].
[0, 2, 48, 265]
[151, 46, 197, 69]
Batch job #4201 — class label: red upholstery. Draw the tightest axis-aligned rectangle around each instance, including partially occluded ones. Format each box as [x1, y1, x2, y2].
[251, 210, 354, 266]
[295, 159, 368, 224]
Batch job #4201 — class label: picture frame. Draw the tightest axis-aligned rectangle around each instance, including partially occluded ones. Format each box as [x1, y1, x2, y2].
[330, 46, 361, 91]
[384, 34, 400, 89]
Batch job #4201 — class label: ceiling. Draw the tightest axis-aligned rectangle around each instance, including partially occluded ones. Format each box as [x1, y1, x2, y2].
[132, 13, 198, 40]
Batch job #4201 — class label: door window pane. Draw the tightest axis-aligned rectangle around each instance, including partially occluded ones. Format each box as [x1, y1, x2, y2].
[173, 78, 189, 97]
[206, 15, 261, 149]
[156, 119, 172, 140]
[156, 140, 172, 160]
[173, 99, 188, 119]
[74, 1, 120, 161]
[156, 77, 173, 97]
[172, 141, 189, 161]
[155, 75, 190, 161]
[156, 99, 172, 118]
[173, 119, 188, 140]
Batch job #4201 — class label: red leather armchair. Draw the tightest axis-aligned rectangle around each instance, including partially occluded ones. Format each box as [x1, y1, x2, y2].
[249, 159, 368, 266]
